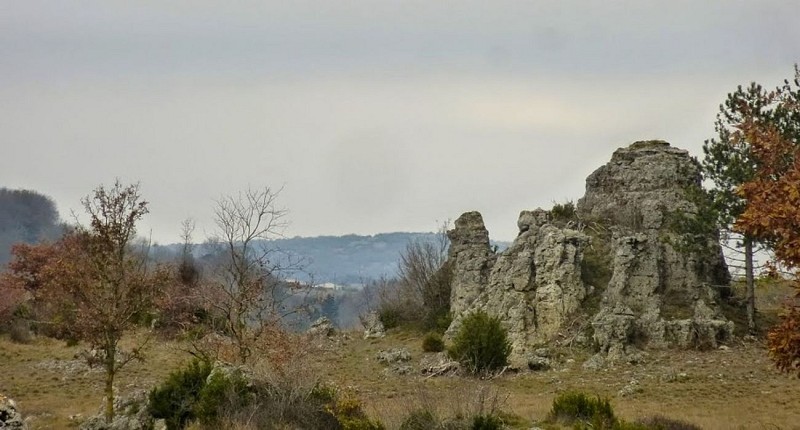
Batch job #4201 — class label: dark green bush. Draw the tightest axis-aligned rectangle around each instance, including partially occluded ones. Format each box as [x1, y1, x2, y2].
[378, 305, 402, 330]
[448, 311, 511, 373]
[549, 392, 615, 428]
[422, 332, 445, 352]
[194, 368, 250, 425]
[471, 414, 503, 430]
[149, 359, 212, 430]
[399, 409, 438, 430]
[551, 201, 577, 225]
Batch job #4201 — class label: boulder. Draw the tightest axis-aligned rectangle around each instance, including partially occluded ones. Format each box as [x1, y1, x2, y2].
[308, 317, 335, 337]
[0, 394, 26, 429]
[79, 390, 152, 430]
[360, 311, 385, 339]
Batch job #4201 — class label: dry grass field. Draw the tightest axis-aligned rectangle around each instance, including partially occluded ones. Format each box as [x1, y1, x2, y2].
[1, 280, 799, 429]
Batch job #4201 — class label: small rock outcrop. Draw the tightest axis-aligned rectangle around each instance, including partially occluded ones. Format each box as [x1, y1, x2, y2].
[308, 317, 335, 337]
[445, 210, 588, 368]
[360, 311, 386, 339]
[0, 394, 26, 429]
[445, 141, 735, 369]
[79, 390, 153, 430]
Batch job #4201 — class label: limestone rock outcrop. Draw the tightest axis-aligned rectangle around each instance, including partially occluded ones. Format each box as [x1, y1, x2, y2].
[578, 141, 733, 362]
[445, 210, 589, 368]
[445, 141, 735, 369]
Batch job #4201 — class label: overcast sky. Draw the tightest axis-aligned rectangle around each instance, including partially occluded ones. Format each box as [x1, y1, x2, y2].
[1, 1, 798, 243]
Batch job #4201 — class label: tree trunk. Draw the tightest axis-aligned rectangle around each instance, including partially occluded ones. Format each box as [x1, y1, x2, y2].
[744, 236, 756, 335]
[104, 345, 116, 423]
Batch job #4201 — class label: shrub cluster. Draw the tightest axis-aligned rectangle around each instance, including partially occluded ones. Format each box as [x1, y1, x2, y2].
[148, 360, 383, 430]
[547, 392, 702, 430]
[422, 332, 445, 352]
[448, 311, 511, 373]
[398, 409, 503, 430]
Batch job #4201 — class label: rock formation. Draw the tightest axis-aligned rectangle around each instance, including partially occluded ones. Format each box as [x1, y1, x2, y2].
[578, 140, 732, 363]
[445, 141, 734, 368]
[445, 210, 589, 368]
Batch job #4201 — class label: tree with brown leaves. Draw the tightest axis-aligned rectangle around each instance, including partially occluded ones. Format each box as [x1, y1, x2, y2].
[733, 66, 800, 376]
[2, 181, 170, 421]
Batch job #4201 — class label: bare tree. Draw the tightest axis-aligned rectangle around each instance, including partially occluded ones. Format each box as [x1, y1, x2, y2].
[378, 221, 452, 331]
[204, 186, 306, 364]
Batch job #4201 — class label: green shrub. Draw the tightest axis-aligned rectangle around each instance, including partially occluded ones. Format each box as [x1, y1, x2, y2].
[549, 392, 615, 428]
[471, 414, 503, 430]
[378, 305, 402, 330]
[422, 332, 445, 352]
[551, 201, 577, 225]
[149, 359, 212, 430]
[194, 367, 250, 425]
[399, 409, 438, 430]
[330, 394, 385, 430]
[448, 311, 511, 373]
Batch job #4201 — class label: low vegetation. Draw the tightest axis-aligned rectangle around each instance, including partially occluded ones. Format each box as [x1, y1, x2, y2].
[448, 311, 511, 374]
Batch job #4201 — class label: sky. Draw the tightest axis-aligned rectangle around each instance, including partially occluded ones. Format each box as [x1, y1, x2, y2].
[1, 1, 799, 244]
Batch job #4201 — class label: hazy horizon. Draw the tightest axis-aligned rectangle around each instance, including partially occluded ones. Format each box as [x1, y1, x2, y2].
[3, 1, 798, 243]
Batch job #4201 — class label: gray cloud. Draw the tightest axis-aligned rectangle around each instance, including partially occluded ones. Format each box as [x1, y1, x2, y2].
[1, 1, 798, 242]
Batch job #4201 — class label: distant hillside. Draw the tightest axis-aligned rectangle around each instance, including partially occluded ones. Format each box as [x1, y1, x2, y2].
[174, 232, 510, 286]
[268, 232, 435, 285]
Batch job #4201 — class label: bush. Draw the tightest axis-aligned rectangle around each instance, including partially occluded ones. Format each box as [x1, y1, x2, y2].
[549, 392, 615, 428]
[551, 201, 577, 226]
[399, 409, 438, 430]
[422, 332, 445, 352]
[448, 311, 511, 373]
[471, 414, 503, 430]
[329, 393, 385, 430]
[149, 359, 212, 430]
[194, 367, 250, 425]
[378, 305, 403, 330]
[8, 319, 32, 344]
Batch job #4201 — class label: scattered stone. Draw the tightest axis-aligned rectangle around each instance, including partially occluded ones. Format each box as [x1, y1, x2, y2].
[582, 354, 606, 371]
[79, 389, 152, 430]
[360, 311, 386, 339]
[527, 356, 551, 371]
[308, 317, 335, 337]
[618, 379, 642, 397]
[34, 359, 102, 376]
[661, 371, 689, 383]
[0, 394, 27, 429]
[376, 348, 411, 364]
[419, 352, 460, 377]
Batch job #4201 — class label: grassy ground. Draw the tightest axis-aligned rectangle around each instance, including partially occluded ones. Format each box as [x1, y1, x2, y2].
[1, 280, 799, 429]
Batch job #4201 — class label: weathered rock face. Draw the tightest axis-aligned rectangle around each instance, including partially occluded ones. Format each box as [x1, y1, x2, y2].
[446, 141, 735, 369]
[446, 210, 588, 368]
[578, 141, 733, 362]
